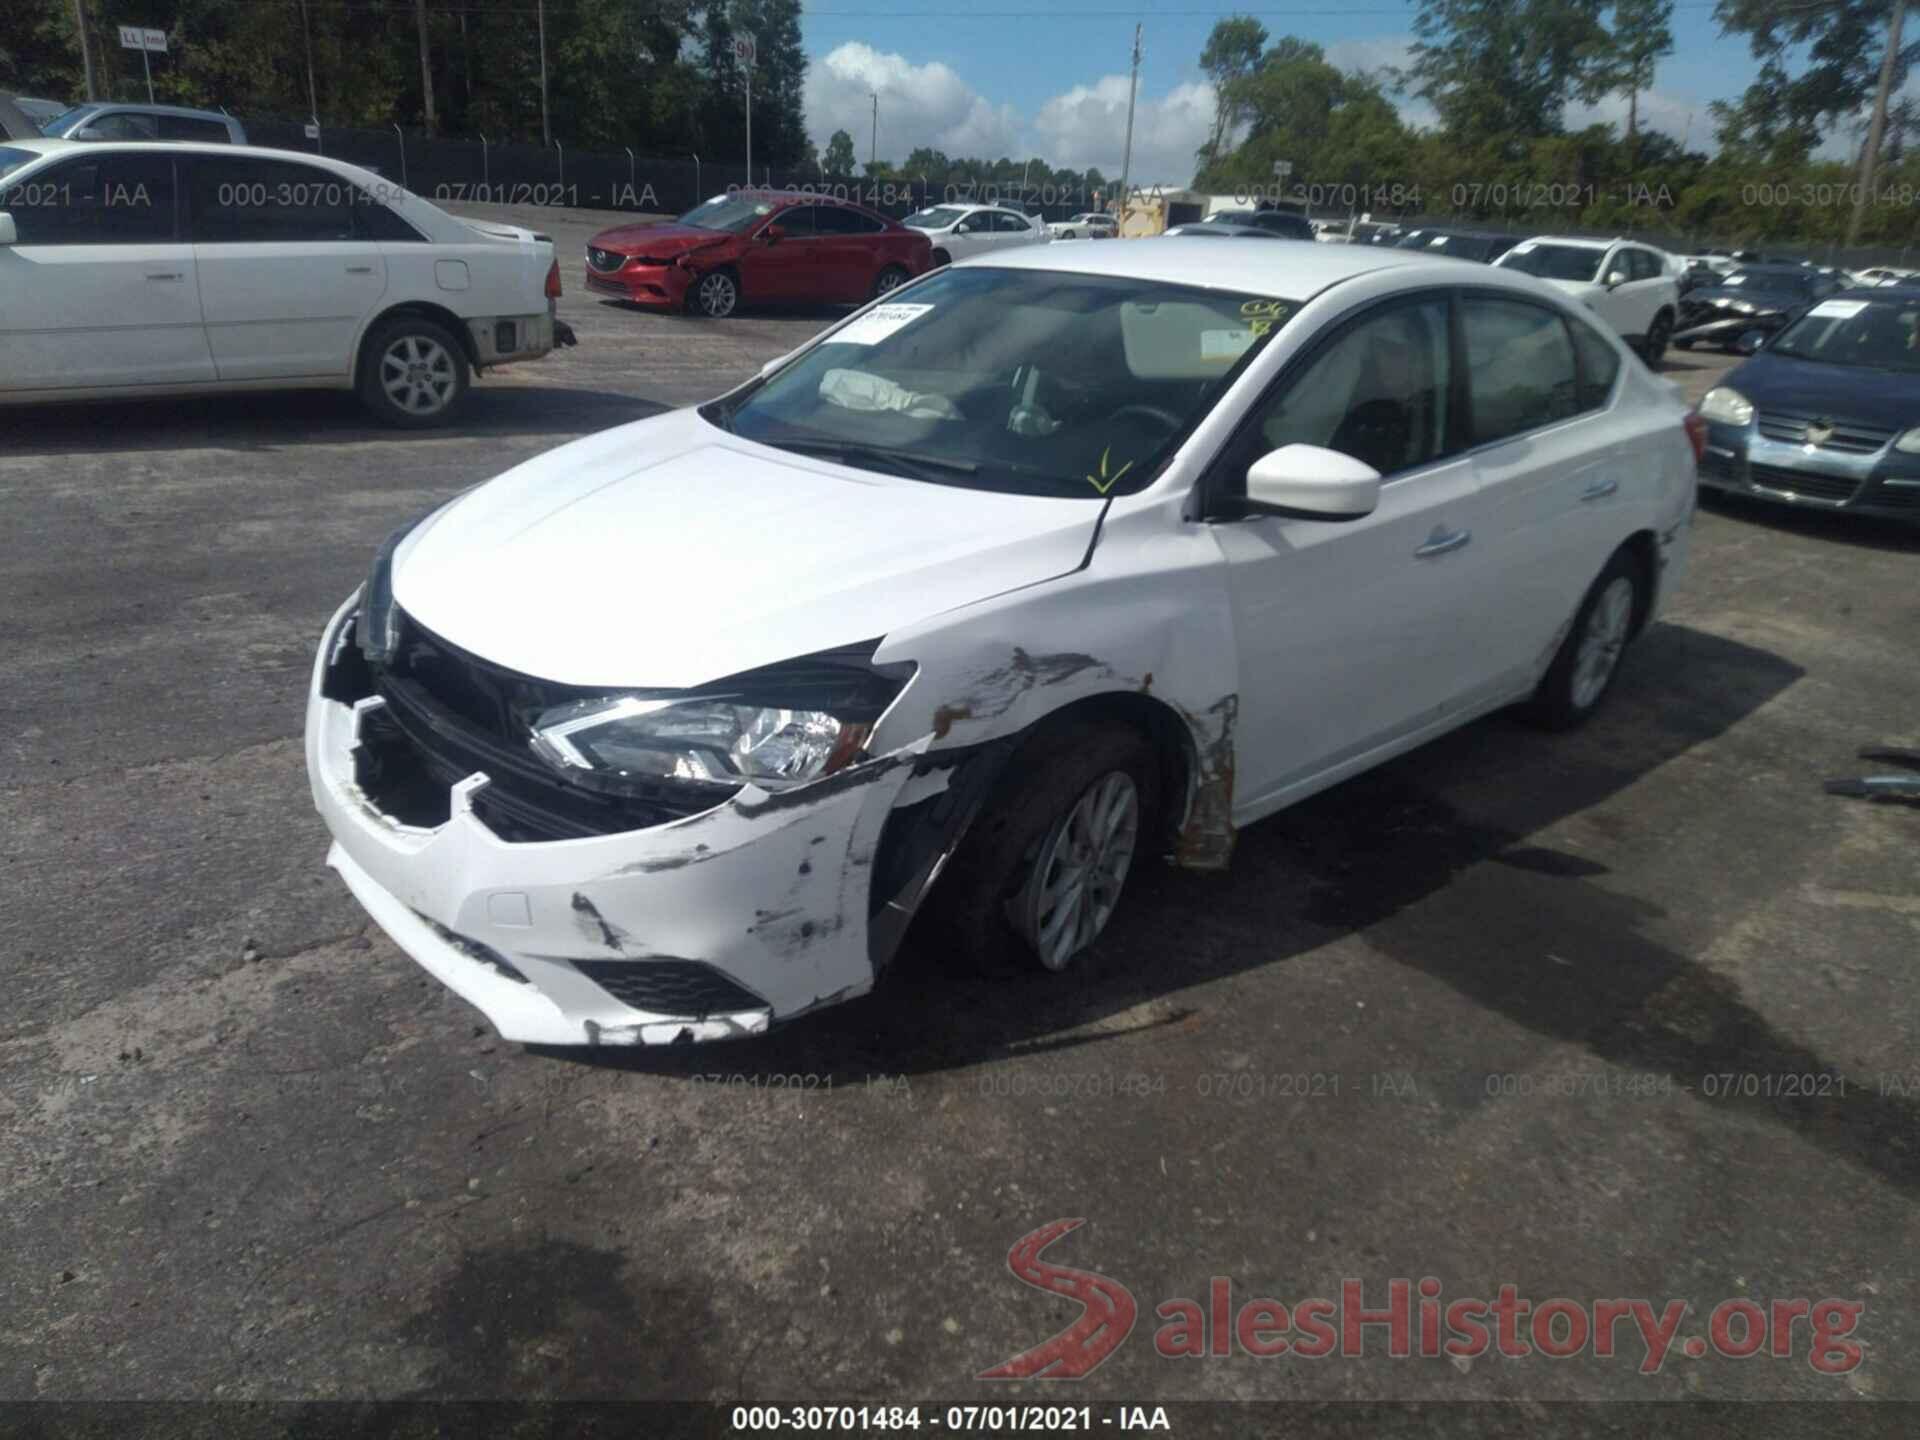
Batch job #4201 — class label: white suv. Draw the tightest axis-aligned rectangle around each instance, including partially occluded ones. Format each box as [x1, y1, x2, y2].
[0, 139, 567, 424]
[1495, 236, 1681, 362]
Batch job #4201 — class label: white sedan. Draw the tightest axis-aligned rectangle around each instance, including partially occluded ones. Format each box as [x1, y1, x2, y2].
[901, 202, 1049, 268]
[0, 138, 568, 425]
[1049, 211, 1118, 240]
[305, 241, 1697, 1046]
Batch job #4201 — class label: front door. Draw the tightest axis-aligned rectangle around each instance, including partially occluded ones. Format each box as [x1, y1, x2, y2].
[0, 150, 215, 390]
[1207, 292, 1504, 814]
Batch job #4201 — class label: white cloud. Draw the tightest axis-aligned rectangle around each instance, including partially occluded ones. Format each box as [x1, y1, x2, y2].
[806, 43, 1019, 165]
[1323, 35, 1438, 130]
[1029, 75, 1217, 188]
[1565, 89, 1710, 148]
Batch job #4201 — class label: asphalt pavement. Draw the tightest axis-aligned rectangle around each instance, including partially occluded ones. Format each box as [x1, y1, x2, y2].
[2, 206, 1918, 1426]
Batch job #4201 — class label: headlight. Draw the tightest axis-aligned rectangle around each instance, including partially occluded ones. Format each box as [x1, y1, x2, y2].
[1699, 387, 1754, 425]
[1895, 427, 1920, 453]
[529, 696, 867, 795]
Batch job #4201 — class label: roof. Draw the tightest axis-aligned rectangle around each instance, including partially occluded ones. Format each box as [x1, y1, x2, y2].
[967, 235, 1522, 297]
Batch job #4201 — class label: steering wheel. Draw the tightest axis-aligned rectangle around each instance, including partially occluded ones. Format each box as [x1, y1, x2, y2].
[1106, 403, 1184, 435]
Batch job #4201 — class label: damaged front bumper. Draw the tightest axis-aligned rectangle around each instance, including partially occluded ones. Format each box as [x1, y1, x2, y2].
[305, 593, 945, 1047]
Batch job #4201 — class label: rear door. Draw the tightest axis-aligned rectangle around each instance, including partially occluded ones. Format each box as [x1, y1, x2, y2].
[1460, 293, 1631, 690]
[0, 148, 214, 389]
[187, 153, 388, 379]
[991, 209, 1041, 250]
[813, 204, 887, 299]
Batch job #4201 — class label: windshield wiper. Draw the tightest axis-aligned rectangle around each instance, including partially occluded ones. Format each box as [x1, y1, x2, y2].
[771, 438, 979, 479]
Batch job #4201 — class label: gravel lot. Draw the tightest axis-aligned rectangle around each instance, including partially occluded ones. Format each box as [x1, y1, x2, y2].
[3, 205, 1918, 1428]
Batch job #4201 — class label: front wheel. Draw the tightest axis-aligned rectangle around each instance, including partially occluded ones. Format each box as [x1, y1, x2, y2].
[920, 721, 1160, 974]
[357, 316, 470, 427]
[873, 264, 911, 298]
[1523, 549, 1645, 730]
[1642, 311, 1672, 365]
[689, 268, 739, 318]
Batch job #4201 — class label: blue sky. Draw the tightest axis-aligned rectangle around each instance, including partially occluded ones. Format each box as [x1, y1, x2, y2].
[794, 2, 1823, 183]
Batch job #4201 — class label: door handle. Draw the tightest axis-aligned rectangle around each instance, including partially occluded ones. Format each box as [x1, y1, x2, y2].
[1414, 526, 1472, 558]
[346, 264, 375, 274]
[145, 271, 184, 281]
[1580, 478, 1620, 502]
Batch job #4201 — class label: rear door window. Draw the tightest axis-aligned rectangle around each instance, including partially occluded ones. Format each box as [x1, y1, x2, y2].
[157, 115, 233, 143]
[1463, 296, 1580, 444]
[189, 156, 356, 242]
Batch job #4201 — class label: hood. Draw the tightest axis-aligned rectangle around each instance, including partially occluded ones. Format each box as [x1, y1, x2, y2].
[1531, 277, 1604, 299]
[391, 408, 1104, 688]
[1724, 351, 1920, 432]
[589, 222, 736, 258]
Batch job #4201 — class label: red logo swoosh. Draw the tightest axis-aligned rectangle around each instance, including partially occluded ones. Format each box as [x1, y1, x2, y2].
[978, 1218, 1136, 1379]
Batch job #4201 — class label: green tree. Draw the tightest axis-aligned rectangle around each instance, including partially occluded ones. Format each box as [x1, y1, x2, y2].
[1197, 15, 1268, 169]
[823, 128, 857, 175]
[1711, 0, 1898, 163]
[1406, 0, 1609, 146]
[1579, 0, 1675, 159]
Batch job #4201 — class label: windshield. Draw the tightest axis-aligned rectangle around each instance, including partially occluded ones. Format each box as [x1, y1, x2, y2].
[1723, 269, 1811, 296]
[1497, 243, 1605, 282]
[0, 145, 40, 181]
[904, 206, 967, 230]
[701, 267, 1297, 499]
[677, 193, 776, 233]
[40, 105, 94, 134]
[1770, 297, 1920, 370]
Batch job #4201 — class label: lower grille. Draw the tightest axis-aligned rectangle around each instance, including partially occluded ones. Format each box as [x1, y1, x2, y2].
[1755, 410, 1894, 454]
[574, 959, 767, 1017]
[1747, 464, 1860, 504]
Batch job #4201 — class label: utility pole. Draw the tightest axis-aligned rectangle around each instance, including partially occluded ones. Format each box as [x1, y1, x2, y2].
[73, 0, 97, 100]
[299, 0, 318, 125]
[1117, 24, 1142, 226]
[413, 0, 436, 135]
[537, 0, 551, 147]
[870, 92, 879, 171]
[1848, 0, 1907, 247]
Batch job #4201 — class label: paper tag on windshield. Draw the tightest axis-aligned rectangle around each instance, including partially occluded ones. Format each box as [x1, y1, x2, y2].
[1723, 275, 1745, 286]
[1808, 299, 1869, 319]
[825, 303, 934, 346]
[1201, 328, 1257, 361]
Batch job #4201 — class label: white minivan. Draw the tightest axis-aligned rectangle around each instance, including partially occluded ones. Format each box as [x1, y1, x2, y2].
[0, 139, 567, 424]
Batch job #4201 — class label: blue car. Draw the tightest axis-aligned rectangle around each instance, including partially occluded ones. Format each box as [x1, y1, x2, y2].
[1697, 287, 1920, 522]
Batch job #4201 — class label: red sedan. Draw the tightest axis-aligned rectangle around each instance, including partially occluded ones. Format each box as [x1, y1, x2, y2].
[584, 192, 933, 318]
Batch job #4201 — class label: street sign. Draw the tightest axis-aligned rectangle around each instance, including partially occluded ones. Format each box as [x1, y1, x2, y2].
[117, 26, 168, 53]
[1271, 159, 1292, 179]
[733, 34, 757, 68]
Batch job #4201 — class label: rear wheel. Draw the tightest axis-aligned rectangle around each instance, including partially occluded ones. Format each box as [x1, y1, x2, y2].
[357, 316, 470, 427]
[1523, 549, 1645, 730]
[921, 720, 1160, 973]
[873, 264, 911, 298]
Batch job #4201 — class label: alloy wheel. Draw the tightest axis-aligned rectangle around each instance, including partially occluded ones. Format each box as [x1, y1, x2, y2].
[1011, 771, 1140, 971]
[698, 272, 738, 317]
[379, 335, 457, 416]
[1571, 575, 1634, 711]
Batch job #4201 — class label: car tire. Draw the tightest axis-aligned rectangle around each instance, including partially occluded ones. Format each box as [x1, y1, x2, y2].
[873, 264, 911, 298]
[1523, 548, 1646, 731]
[689, 268, 740, 318]
[921, 719, 1161, 975]
[1643, 309, 1673, 365]
[929, 249, 951, 269]
[357, 315, 471, 427]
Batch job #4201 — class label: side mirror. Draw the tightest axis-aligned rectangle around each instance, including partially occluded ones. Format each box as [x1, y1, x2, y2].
[1605, 270, 1628, 289]
[955, 222, 972, 234]
[1223, 444, 1382, 521]
[1734, 329, 1767, 355]
[74, 124, 103, 140]
[0, 212, 15, 246]
[760, 222, 786, 243]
